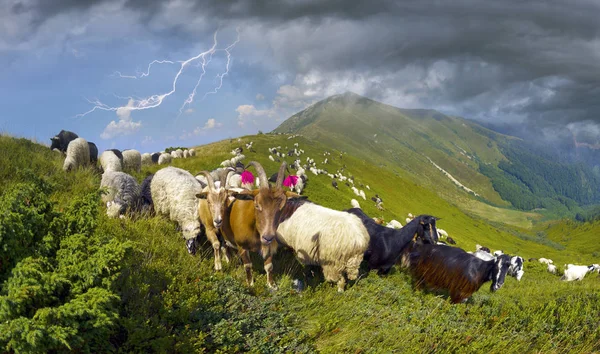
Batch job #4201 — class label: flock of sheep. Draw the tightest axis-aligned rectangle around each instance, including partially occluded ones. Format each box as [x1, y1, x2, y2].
[51, 130, 599, 303]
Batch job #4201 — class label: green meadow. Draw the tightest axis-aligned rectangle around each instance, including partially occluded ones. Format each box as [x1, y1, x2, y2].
[1, 132, 600, 353]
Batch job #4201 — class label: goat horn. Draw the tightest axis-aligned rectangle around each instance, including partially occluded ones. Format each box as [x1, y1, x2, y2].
[249, 161, 269, 190]
[218, 167, 233, 187]
[199, 171, 215, 191]
[275, 161, 287, 188]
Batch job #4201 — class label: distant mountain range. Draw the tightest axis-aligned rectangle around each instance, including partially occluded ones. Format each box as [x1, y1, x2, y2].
[273, 92, 600, 217]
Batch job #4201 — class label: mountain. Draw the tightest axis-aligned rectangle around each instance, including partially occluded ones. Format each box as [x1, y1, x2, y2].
[273, 92, 600, 219]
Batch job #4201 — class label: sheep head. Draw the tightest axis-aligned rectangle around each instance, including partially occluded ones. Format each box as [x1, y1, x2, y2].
[195, 168, 232, 229]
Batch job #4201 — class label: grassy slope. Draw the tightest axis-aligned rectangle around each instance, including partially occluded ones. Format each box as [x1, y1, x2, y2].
[272, 92, 545, 228]
[3, 133, 600, 352]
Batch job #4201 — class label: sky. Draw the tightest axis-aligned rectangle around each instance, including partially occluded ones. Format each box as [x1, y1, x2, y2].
[2, 0, 600, 153]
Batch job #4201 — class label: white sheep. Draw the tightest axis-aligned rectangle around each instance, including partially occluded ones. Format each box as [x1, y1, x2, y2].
[221, 154, 245, 167]
[561, 265, 599, 281]
[183, 150, 190, 158]
[141, 153, 153, 166]
[62, 138, 90, 172]
[151, 167, 204, 254]
[122, 149, 142, 173]
[171, 150, 183, 159]
[158, 153, 172, 165]
[100, 150, 123, 172]
[269, 155, 275, 162]
[385, 220, 403, 229]
[350, 199, 361, 209]
[437, 229, 449, 238]
[189, 149, 196, 157]
[351, 186, 360, 196]
[366, 185, 371, 190]
[547, 264, 557, 274]
[538, 258, 553, 265]
[405, 217, 412, 224]
[100, 170, 141, 218]
[358, 190, 366, 200]
[276, 202, 370, 292]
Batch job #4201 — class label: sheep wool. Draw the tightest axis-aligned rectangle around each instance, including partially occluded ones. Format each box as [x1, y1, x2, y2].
[63, 138, 90, 172]
[151, 167, 203, 240]
[100, 150, 123, 172]
[141, 153, 153, 166]
[123, 149, 142, 173]
[100, 170, 141, 218]
[188, 148, 196, 157]
[158, 153, 172, 165]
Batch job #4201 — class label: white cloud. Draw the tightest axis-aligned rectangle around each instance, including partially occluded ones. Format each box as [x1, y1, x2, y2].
[100, 119, 142, 139]
[256, 93, 265, 100]
[236, 104, 276, 127]
[184, 108, 194, 115]
[116, 98, 134, 120]
[180, 118, 222, 140]
[141, 135, 154, 145]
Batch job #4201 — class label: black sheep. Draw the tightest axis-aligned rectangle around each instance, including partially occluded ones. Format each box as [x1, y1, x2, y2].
[331, 180, 338, 189]
[88, 142, 98, 164]
[151, 153, 160, 164]
[50, 130, 78, 153]
[140, 174, 154, 215]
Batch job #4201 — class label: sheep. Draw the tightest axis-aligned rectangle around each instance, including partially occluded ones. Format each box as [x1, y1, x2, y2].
[183, 150, 190, 158]
[358, 190, 366, 200]
[63, 138, 90, 172]
[345, 209, 438, 275]
[547, 264, 557, 274]
[100, 170, 141, 218]
[50, 129, 79, 153]
[221, 154, 245, 167]
[560, 265, 600, 281]
[471, 249, 495, 261]
[277, 200, 371, 292]
[100, 150, 123, 172]
[88, 142, 98, 164]
[405, 217, 412, 224]
[140, 174, 154, 215]
[366, 185, 370, 190]
[332, 180, 338, 189]
[141, 153, 152, 166]
[437, 229, 449, 239]
[408, 244, 512, 303]
[171, 150, 183, 159]
[189, 148, 196, 156]
[107, 149, 124, 164]
[385, 220, 403, 229]
[446, 236, 456, 245]
[196, 170, 232, 271]
[158, 153, 172, 165]
[122, 149, 142, 173]
[151, 153, 160, 164]
[476, 244, 491, 253]
[151, 167, 204, 255]
[538, 258, 553, 265]
[350, 199, 361, 209]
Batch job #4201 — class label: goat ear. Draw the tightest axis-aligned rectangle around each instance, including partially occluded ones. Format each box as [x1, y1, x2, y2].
[195, 192, 207, 199]
[230, 189, 259, 200]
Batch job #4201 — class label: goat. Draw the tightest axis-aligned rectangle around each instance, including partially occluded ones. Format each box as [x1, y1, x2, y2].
[196, 169, 232, 271]
[345, 208, 438, 275]
[276, 200, 370, 292]
[561, 264, 600, 281]
[198, 161, 296, 289]
[408, 244, 511, 303]
[508, 256, 524, 281]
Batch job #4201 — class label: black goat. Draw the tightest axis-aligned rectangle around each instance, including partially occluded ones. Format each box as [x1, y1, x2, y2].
[408, 244, 511, 303]
[345, 209, 438, 274]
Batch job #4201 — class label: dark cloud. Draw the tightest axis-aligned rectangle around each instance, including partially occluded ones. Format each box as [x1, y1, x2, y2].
[10, 0, 600, 146]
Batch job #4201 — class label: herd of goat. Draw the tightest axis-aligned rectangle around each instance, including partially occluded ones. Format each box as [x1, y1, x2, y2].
[49, 130, 600, 303]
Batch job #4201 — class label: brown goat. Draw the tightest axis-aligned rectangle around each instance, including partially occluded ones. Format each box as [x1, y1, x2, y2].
[198, 161, 298, 289]
[197, 169, 231, 271]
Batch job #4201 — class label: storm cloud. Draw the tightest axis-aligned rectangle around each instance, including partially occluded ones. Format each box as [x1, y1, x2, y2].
[6, 0, 600, 144]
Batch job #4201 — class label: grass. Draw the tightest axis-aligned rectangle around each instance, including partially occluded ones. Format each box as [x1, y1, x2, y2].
[2, 132, 600, 353]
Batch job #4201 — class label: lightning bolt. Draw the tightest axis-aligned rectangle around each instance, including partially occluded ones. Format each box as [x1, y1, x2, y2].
[77, 29, 240, 119]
